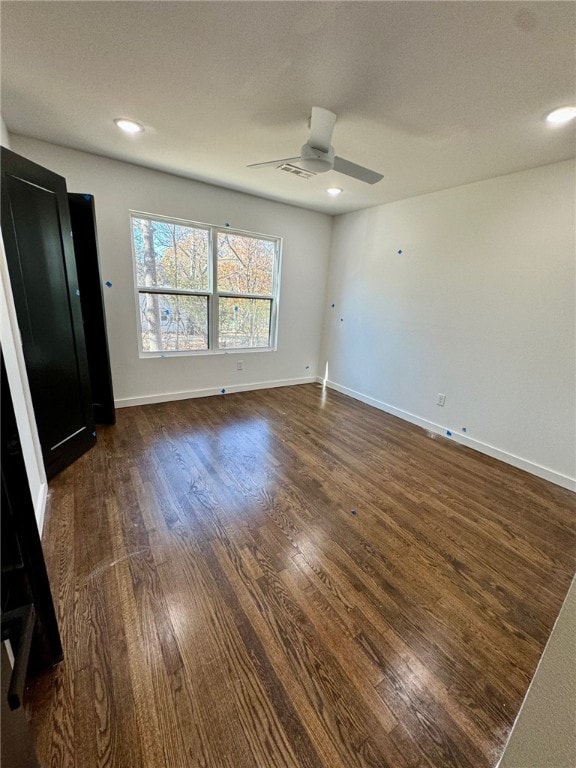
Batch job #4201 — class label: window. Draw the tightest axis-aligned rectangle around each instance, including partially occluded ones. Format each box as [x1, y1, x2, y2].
[130, 213, 281, 355]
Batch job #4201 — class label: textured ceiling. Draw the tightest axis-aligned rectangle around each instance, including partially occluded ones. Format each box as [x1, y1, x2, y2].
[2, 1, 575, 214]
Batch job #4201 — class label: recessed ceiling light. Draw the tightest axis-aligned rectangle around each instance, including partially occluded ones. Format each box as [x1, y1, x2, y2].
[114, 118, 144, 134]
[327, 187, 343, 197]
[545, 106, 576, 125]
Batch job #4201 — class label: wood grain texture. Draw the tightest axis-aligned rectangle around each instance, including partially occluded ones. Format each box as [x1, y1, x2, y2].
[26, 384, 576, 768]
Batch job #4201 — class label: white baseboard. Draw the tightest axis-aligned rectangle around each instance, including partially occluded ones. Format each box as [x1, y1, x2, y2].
[35, 480, 48, 534]
[319, 378, 576, 492]
[115, 376, 317, 409]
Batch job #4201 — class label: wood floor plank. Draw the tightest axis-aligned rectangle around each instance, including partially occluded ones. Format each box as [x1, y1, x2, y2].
[25, 384, 576, 768]
[210, 536, 387, 768]
[26, 478, 76, 768]
[169, 534, 314, 768]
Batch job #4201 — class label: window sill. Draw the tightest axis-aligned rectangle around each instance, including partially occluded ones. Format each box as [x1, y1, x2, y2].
[139, 346, 277, 359]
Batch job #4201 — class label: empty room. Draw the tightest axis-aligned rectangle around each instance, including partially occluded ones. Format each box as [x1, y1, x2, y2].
[1, 2, 575, 767]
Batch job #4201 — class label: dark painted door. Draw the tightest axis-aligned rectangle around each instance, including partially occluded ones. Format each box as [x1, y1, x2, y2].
[1, 351, 63, 671]
[1, 148, 95, 478]
[68, 193, 116, 424]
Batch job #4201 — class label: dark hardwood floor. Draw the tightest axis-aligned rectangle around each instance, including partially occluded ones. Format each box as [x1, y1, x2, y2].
[26, 384, 576, 768]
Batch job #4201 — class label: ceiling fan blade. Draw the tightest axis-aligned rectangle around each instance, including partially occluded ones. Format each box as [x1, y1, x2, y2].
[333, 156, 383, 185]
[309, 107, 337, 152]
[247, 157, 301, 169]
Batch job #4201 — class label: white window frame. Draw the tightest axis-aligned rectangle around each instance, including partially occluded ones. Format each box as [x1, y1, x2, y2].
[129, 211, 282, 357]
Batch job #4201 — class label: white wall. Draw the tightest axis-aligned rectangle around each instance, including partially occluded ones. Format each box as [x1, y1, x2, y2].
[1, 116, 10, 147]
[11, 135, 332, 406]
[320, 160, 576, 489]
[0, 124, 48, 530]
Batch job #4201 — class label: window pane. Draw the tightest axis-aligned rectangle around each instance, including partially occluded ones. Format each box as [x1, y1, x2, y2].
[132, 217, 209, 291]
[219, 297, 271, 349]
[139, 293, 208, 352]
[217, 233, 275, 295]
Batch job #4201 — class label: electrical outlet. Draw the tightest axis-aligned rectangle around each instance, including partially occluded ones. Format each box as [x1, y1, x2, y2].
[237, 360, 243, 371]
[437, 393, 446, 407]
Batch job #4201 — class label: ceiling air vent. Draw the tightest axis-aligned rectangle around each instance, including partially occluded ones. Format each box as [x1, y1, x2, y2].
[277, 163, 316, 180]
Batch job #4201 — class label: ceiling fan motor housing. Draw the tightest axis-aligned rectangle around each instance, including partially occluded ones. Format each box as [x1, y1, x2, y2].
[299, 143, 335, 173]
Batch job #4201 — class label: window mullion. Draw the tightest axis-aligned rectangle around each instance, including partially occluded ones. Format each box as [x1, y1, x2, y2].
[138, 287, 210, 297]
[271, 239, 280, 348]
[217, 292, 274, 301]
[211, 228, 219, 350]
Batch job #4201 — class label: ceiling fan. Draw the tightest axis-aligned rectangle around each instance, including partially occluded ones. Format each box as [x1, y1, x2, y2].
[247, 107, 383, 185]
